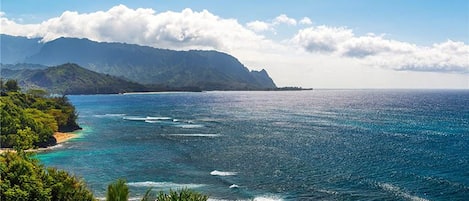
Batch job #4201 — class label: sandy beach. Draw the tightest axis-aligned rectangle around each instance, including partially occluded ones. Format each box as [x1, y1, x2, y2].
[53, 132, 78, 144]
[0, 132, 77, 153]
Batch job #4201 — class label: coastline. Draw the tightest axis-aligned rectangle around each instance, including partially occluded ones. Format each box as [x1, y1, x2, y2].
[0, 132, 78, 154]
[53, 132, 78, 144]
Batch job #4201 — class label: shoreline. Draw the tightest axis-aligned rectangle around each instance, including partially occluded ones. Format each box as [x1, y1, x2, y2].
[53, 132, 78, 144]
[0, 132, 78, 154]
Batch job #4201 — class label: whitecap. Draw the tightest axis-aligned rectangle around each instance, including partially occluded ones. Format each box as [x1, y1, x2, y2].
[253, 195, 283, 201]
[127, 181, 205, 189]
[123, 116, 147, 121]
[229, 184, 239, 189]
[210, 170, 237, 176]
[173, 124, 204, 129]
[93, 114, 126, 118]
[146, 116, 172, 120]
[144, 120, 161, 123]
[165, 134, 221, 137]
[377, 182, 429, 201]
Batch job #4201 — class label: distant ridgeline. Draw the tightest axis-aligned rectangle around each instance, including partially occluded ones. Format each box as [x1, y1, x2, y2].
[2, 63, 148, 94]
[1, 34, 277, 94]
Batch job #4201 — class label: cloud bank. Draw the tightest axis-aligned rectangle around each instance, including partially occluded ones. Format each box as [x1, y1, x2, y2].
[1, 4, 468, 79]
[291, 26, 469, 74]
[1, 5, 269, 52]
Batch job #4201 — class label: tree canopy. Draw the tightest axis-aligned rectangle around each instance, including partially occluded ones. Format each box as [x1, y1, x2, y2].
[0, 81, 80, 149]
[0, 152, 95, 201]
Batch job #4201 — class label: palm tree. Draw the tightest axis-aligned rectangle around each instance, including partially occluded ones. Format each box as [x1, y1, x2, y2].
[106, 179, 129, 201]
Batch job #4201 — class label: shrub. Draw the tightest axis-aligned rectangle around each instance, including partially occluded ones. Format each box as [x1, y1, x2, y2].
[0, 152, 95, 201]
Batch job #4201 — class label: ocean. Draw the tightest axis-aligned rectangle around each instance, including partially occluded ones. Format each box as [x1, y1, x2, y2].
[36, 90, 469, 200]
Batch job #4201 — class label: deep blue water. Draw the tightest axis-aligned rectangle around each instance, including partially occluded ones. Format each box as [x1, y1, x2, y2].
[36, 90, 469, 200]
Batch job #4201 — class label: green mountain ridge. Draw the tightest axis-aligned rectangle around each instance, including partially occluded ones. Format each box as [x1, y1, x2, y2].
[1, 34, 277, 90]
[2, 63, 147, 94]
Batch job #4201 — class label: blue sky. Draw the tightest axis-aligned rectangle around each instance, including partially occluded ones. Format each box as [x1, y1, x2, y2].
[1, 0, 468, 88]
[2, 0, 468, 44]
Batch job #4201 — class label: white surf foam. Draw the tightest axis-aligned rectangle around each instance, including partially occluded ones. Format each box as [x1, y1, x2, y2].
[144, 120, 161, 123]
[146, 116, 172, 120]
[210, 170, 237, 176]
[173, 124, 204, 129]
[253, 195, 283, 201]
[208, 195, 282, 201]
[123, 116, 147, 121]
[34, 144, 64, 152]
[93, 114, 126, 118]
[127, 181, 205, 189]
[165, 134, 221, 137]
[377, 182, 429, 201]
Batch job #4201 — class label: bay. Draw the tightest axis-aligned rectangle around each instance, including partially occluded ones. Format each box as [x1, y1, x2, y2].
[36, 90, 469, 200]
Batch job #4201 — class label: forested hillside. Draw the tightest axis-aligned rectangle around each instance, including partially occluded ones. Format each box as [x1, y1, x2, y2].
[0, 80, 80, 149]
[1, 63, 148, 94]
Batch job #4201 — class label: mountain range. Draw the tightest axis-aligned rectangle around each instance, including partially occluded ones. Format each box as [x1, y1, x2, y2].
[1, 34, 276, 92]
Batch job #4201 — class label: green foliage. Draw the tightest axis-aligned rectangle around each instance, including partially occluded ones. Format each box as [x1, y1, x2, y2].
[27, 88, 49, 97]
[45, 168, 95, 201]
[0, 85, 80, 149]
[152, 188, 209, 201]
[24, 108, 58, 132]
[0, 152, 95, 201]
[0, 152, 51, 200]
[13, 127, 38, 151]
[140, 188, 154, 201]
[2, 63, 147, 95]
[4, 79, 20, 92]
[104, 180, 209, 201]
[106, 179, 129, 201]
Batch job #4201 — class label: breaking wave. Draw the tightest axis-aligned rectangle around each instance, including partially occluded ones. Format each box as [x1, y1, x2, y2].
[164, 134, 221, 137]
[127, 181, 205, 189]
[377, 182, 429, 201]
[210, 170, 237, 176]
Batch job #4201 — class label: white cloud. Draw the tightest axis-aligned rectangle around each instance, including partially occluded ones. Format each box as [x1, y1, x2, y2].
[1, 5, 270, 52]
[299, 17, 312, 25]
[246, 14, 304, 32]
[292, 26, 469, 74]
[0, 14, 39, 38]
[246, 20, 272, 32]
[273, 14, 297, 26]
[291, 26, 354, 53]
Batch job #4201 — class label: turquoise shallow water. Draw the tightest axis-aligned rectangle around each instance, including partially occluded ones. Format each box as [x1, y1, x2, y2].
[36, 90, 469, 200]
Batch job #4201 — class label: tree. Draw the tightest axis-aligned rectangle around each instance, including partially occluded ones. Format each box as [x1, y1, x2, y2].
[0, 152, 51, 200]
[0, 152, 95, 201]
[13, 127, 38, 151]
[153, 189, 209, 201]
[106, 179, 129, 201]
[45, 168, 95, 201]
[5, 79, 20, 92]
[0, 89, 80, 148]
